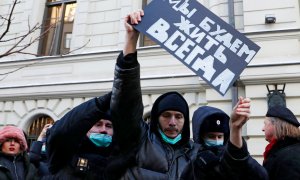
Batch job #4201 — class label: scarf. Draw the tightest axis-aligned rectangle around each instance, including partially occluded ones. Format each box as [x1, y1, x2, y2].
[263, 138, 277, 162]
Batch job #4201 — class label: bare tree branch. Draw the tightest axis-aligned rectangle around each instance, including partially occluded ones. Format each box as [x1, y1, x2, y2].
[0, 0, 89, 81]
[0, 0, 52, 58]
[0, 60, 41, 81]
[0, 0, 20, 41]
[0, 22, 57, 58]
[62, 39, 91, 55]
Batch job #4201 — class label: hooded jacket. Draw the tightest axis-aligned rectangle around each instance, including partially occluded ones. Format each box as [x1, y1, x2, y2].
[150, 91, 191, 147]
[111, 52, 200, 179]
[182, 106, 268, 180]
[186, 106, 230, 179]
[192, 106, 230, 146]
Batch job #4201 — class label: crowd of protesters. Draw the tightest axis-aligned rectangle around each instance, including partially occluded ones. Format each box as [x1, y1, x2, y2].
[0, 10, 300, 180]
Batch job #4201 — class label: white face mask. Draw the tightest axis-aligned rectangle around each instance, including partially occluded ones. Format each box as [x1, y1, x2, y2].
[204, 138, 224, 147]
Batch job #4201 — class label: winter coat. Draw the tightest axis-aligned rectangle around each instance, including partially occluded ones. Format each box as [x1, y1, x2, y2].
[263, 137, 300, 180]
[29, 141, 50, 177]
[221, 140, 269, 180]
[46, 96, 127, 180]
[0, 151, 39, 180]
[188, 106, 227, 179]
[182, 106, 268, 180]
[110, 52, 200, 179]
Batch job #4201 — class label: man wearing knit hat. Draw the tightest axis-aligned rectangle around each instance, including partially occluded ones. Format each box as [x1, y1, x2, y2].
[109, 9, 201, 179]
[0, 125, 38, 179]
[262, 105, 300, 179]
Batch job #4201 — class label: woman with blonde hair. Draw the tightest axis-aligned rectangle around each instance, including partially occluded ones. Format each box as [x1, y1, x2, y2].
[262, 105, 300, 180]
[0, 125, 38, 180]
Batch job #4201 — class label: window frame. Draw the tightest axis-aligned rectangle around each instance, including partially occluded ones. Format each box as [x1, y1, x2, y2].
[38, 0, 76, 56]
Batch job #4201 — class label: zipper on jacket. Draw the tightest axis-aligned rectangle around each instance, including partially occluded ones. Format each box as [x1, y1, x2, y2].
[13, 156, 19, 180]
[165, 144, 175, 178]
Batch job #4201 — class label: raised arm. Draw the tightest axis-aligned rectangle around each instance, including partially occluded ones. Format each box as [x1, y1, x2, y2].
[29, 124, 52, 164]
[110, 10, 145, 154]
[229, 97, 251, 148]
[123, 10, 143, 55]
[221, 97, 269, 180]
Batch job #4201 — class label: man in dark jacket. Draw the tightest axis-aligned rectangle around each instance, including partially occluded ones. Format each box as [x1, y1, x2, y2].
[262, 105, 300, 180]
[190, 106, 230, 179]
[110, 10, 200, 179]
[186, 104, 268, 179]
[46, 92, 126, 179]
[192, 106, 230, 152]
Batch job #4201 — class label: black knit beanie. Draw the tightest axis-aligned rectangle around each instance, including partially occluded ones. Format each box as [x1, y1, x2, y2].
[150, 91, 190, 145]
[156, 93, 188, 117]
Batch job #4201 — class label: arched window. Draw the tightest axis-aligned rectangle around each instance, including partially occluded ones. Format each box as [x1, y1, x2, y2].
[27, 115, 54, 147]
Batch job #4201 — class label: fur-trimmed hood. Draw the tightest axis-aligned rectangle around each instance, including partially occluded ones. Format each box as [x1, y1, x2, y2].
[0, 126, 28, 151]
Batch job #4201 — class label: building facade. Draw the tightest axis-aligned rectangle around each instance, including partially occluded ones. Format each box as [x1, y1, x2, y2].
[1, 0, 300, 163]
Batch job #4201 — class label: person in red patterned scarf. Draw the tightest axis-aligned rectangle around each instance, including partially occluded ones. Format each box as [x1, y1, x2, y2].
[262, 105, 300, 180]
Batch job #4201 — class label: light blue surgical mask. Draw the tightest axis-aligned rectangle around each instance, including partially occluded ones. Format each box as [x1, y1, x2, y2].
[89, 133, 112, 147]
[158, 128, 181, 145]
[41, 144, 46, 153]
[204, 138, 224, 147]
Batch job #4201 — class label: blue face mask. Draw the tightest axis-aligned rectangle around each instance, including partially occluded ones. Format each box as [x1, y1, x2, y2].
[204, 138, 224, 147]
[89, 133, 112, 147]
[158, 128, 182, 145]
[41, 144, 46, 153]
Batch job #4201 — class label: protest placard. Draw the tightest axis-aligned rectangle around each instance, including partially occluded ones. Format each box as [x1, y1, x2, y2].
[134, 0, 260, 96]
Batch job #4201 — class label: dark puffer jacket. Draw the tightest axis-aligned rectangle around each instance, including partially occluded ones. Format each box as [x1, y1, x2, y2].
[110, 52, 200, 179]
[263, 137, 300, 180]
[0, 151, 38, 180]
[46, 94, 129, 180]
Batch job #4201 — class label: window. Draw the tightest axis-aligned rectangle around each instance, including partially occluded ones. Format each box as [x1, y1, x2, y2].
[140, 0, 157, 47]
[39, 0, 77, 56]
[64, 32, 72, 49]
[27, 115, 54, 148]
